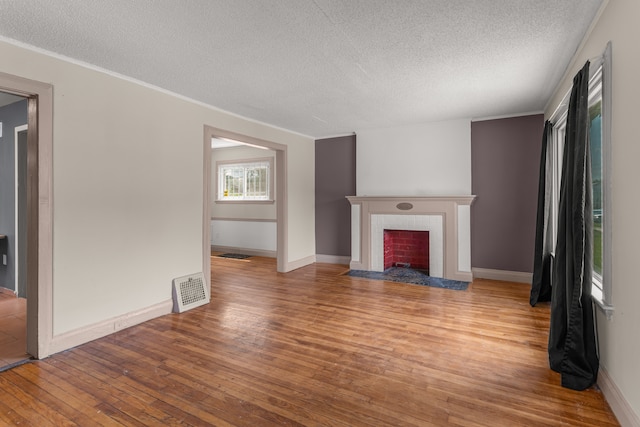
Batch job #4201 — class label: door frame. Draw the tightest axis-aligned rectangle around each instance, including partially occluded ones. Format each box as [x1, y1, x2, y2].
[0, 72, 53, 359]
[202, 125, 288, 284]
[14, 124, 28, 298]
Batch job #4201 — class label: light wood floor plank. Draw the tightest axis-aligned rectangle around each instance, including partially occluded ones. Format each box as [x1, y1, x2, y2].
[0, 256, 619, 426]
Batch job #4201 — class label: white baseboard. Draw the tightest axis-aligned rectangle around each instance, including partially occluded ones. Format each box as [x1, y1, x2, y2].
[48, 300, 173, 355]
[211, 245, 276, 258]
[453, 271, 474, 283]
[599, 367, 640, 427]
[283, 254, 316, 272]
[315, 254, 351, 265]
[472, 268, 532, 284]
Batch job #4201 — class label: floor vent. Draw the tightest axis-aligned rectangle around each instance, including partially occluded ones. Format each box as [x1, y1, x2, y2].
[172, 273, 209, 313]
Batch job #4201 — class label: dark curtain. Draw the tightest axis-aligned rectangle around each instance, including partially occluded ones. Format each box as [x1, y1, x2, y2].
[530, 120, 554, 306]
[548, 61, 599, 391]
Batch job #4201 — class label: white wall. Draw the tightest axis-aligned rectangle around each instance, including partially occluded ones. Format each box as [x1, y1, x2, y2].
[356, 119, 472, 196]
[545, 0, 640, 423]
[0, 40, 315, 340]
[211, 220, 276, 252]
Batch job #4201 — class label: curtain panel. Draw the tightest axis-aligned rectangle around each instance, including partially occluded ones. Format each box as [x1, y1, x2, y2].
[548, 61, 599, 391]
[530, 120, 554, 306]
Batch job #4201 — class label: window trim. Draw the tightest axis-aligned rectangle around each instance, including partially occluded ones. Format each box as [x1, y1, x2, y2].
[215, 156, 275, 203]
[597, 42, 614, 317]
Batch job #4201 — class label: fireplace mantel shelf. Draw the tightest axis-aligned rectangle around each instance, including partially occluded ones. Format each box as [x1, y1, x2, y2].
[346, 195, 476, 205]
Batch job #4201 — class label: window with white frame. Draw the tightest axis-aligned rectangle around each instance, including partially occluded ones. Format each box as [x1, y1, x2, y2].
[216, 158, 273, 202]
[588, 66, 605, 301]
[549, 43, 612, 314]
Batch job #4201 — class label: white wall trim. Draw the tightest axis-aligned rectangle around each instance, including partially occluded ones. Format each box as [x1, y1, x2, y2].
[599, 367, 640, 427]
[14, 124, 28, 298]
[315, 254, 351, 265]
[211, 217, 276, 222]
[315, 132, 356, 140]
[472, 268, 532, 284]
[471, 111, 544, 122]
[351, 203, 361, 263]
[211, 245, 276, 258]
[48, 300, 173, 354]
[283, 254, 316, 272]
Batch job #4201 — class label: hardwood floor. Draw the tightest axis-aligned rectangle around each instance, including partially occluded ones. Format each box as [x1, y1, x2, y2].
[0, 256, 619, 426]
[0, 292, 29, 369]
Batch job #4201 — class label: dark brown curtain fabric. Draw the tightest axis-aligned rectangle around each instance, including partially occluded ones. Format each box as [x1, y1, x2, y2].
[548, 61, 599, 390]
[530, 120, 554, 306]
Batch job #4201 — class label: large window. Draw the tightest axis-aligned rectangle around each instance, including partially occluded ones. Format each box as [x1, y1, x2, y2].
[588, 67, 604, 299]
[549, 43, 612, 314]
[216, 158, 273, 202]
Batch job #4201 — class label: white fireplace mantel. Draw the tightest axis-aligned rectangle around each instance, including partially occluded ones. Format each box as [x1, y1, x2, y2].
[346, 195, 476, 282]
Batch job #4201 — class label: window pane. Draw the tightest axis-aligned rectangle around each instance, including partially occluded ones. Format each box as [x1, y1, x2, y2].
[245, 166, 268, 198]
[589, 98, 603, 278]
[222, 166, 244, 198]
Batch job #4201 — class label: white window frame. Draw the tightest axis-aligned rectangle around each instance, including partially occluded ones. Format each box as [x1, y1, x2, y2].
[548, 42, 613, 318]
[216, 157, 274, 203]
[588, 67, 605, 302]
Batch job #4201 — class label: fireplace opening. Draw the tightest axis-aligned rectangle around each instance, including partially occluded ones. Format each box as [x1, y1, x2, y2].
[383, 230, 429, 275]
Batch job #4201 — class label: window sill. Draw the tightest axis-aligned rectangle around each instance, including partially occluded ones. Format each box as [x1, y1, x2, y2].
[215, 199, 275, 205]
[591, 293, 614, 320]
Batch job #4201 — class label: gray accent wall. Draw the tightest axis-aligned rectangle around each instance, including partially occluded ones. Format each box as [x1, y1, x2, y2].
[315, 135, 356, 257]
[0, 98, 28, 293]
[471, 114, 544, 273]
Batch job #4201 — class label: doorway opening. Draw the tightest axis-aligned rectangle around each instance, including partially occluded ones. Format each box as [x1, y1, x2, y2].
[211, 138, 276, 259]
[0, 72, 54, 361]
[0, 94, 28, 369]
[202, 126, 287, 286]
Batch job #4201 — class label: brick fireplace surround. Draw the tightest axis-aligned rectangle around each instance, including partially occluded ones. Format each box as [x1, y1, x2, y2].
[346, 196, 476, 282]
[384, 230, 429, 271]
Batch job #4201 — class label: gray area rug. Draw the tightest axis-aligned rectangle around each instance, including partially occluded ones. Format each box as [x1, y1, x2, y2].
[347, 267, 469, 291]
[217, 253, 251, 259]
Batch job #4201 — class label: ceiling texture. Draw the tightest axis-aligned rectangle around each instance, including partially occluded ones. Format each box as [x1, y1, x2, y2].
[0, 0, 604, 138]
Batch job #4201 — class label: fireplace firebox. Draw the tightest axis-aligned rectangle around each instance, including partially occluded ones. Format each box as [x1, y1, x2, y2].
[384, 230, 429, 274]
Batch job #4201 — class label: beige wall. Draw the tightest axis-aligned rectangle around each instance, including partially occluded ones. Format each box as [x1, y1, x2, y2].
[545, 0, 640, 422]
[0, 40, 315, 338]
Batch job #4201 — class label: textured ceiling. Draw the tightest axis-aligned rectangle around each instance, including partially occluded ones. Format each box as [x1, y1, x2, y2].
[0, 0, 604, 138]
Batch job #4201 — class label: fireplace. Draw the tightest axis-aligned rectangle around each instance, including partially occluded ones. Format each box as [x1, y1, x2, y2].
[384, 230, 429, 273]
[371, 213, 443, 277]
[346, 196, 475, 282]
